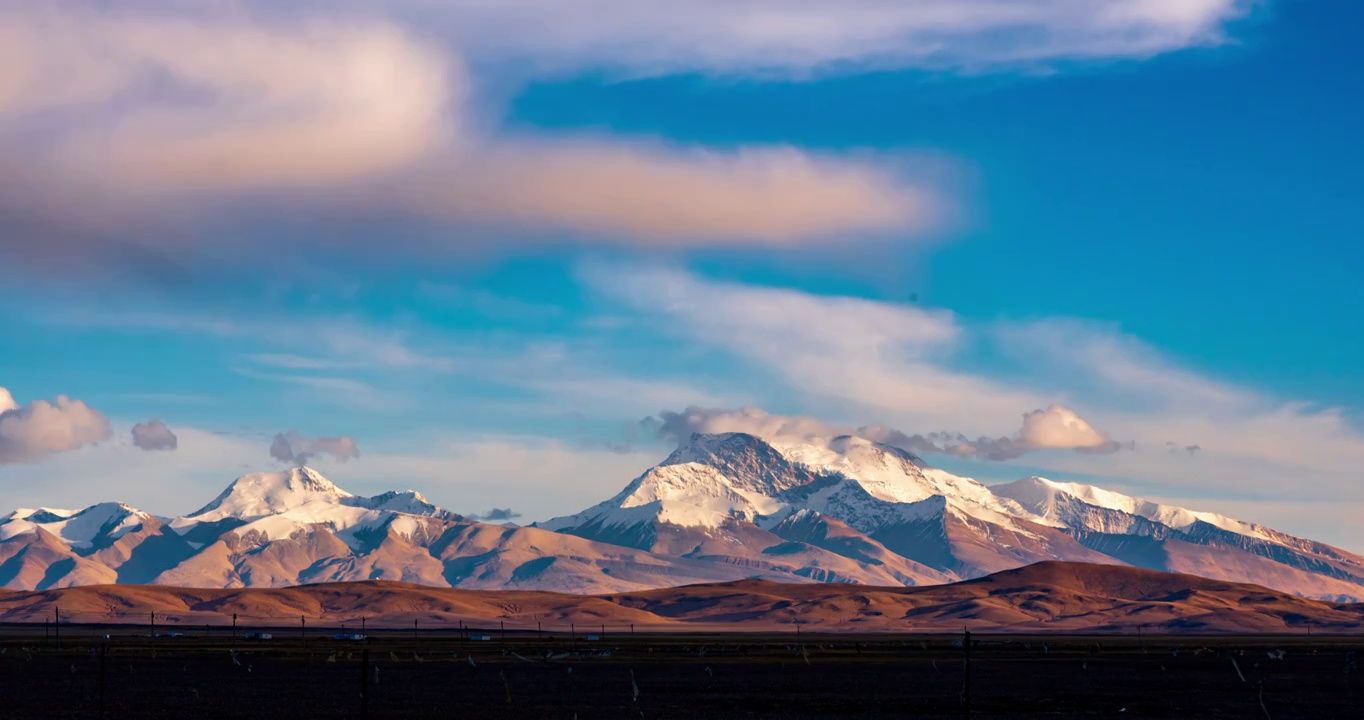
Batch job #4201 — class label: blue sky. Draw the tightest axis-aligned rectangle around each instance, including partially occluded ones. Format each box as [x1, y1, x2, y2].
[2, 0, 1361, 549]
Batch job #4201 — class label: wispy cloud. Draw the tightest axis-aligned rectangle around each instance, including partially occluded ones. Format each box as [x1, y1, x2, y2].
[333, 0, 1256, 75]
[231, 368, 404, 412]
[586, 263, 1046, 432]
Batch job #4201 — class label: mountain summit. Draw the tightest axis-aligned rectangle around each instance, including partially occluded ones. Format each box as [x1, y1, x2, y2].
[544, 432, 1364, 601]
[2, 437, 1362, 599]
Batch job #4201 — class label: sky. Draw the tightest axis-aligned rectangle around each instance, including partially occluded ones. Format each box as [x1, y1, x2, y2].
[2, 0, 1361, 549]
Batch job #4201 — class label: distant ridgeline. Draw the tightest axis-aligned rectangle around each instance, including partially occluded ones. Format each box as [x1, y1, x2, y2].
[2, 434, 1363, 603]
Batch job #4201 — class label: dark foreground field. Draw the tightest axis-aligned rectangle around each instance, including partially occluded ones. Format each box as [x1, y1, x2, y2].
[0, 629, 1359, 719]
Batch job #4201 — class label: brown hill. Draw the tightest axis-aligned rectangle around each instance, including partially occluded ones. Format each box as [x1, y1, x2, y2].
[0, 561, 1360, 633]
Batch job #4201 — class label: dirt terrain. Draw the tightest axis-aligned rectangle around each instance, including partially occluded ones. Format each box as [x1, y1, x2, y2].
[0, 562, 1360, 633]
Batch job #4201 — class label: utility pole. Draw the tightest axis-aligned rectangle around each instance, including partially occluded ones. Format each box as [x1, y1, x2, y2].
[231, 613, 237, 647]
[150, 611, 155, 638]
[500, 620, 505, 643]
[413, 618, 418, 641]
[300, 615, 306, 640]
[54, 607, 60, 650]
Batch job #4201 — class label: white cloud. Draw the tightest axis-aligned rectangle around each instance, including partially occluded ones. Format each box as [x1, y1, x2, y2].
[994, 319, 1364, 480]
[403, 141, 938, 244]
[651, 403, 1124, 462]
[654, 406, 843, 444]
[3, 13, 453, 193]
[0, 426, 262, 514]
[587, 264, 1047, 433]
[0, 386, 113, 465]
[1019, 404, 1114, 450]
[1, 4, 942, 269]
[995, 318, 1249, 413]
[379, 0, 1254, 74]
[5, 0, 1256, 268]
[591, 267, 1364, 526]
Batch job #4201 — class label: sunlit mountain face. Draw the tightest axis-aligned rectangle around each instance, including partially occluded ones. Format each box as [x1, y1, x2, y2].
[3, 435, 1361, 602]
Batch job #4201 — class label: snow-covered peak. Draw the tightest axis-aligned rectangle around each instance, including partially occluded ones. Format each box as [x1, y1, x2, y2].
[550, 432, 1052, 536]
[991, 476, 1267, 540]
[181, 467, 351, 525]
[358, 490, 441, 516]
[759, 434, 1049, 531]
[0, 501, 150, 547]
[618, 463, 784, 529]
[166, 467, 460, 552]
[662, 432, 829, 496]
[541, 462, 784, 532]
[770, 434, 937, 504]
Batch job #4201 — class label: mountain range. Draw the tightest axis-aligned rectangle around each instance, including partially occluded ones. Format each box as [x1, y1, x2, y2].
[3, 432, 1362, 602]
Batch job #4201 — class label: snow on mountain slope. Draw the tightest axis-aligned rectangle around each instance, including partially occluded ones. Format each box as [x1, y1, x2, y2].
[1, 503, 151, 548]
[544, 432, 1364, 599]
[1, 465, 934, 592]
[3, 435, 1361, 600]
[170, 467, 457, 553]
[688, 433, 1052, 533]
[989, 476, 1364, 601]
[540, 462, 784, 534]
[174, 467, 353, 530]
[991, 476, 1267, 539]
[543, 432, 1113, 581]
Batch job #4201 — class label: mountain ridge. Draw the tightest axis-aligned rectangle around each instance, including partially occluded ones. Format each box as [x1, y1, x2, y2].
[1, 432, 1361, 602]
[542, 432, 1364, 601]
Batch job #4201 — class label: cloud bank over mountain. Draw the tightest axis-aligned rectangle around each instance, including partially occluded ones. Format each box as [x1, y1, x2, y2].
[651, 404, 1127, 462]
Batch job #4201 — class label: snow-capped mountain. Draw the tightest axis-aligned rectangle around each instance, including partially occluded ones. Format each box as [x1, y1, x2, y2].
[542, 432, 1114, 580]
[0, 465, 942, 592]
[543, 432, 1364, 601]
[3, 435, 1361, 599]
[991, 476, 1364, 601]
